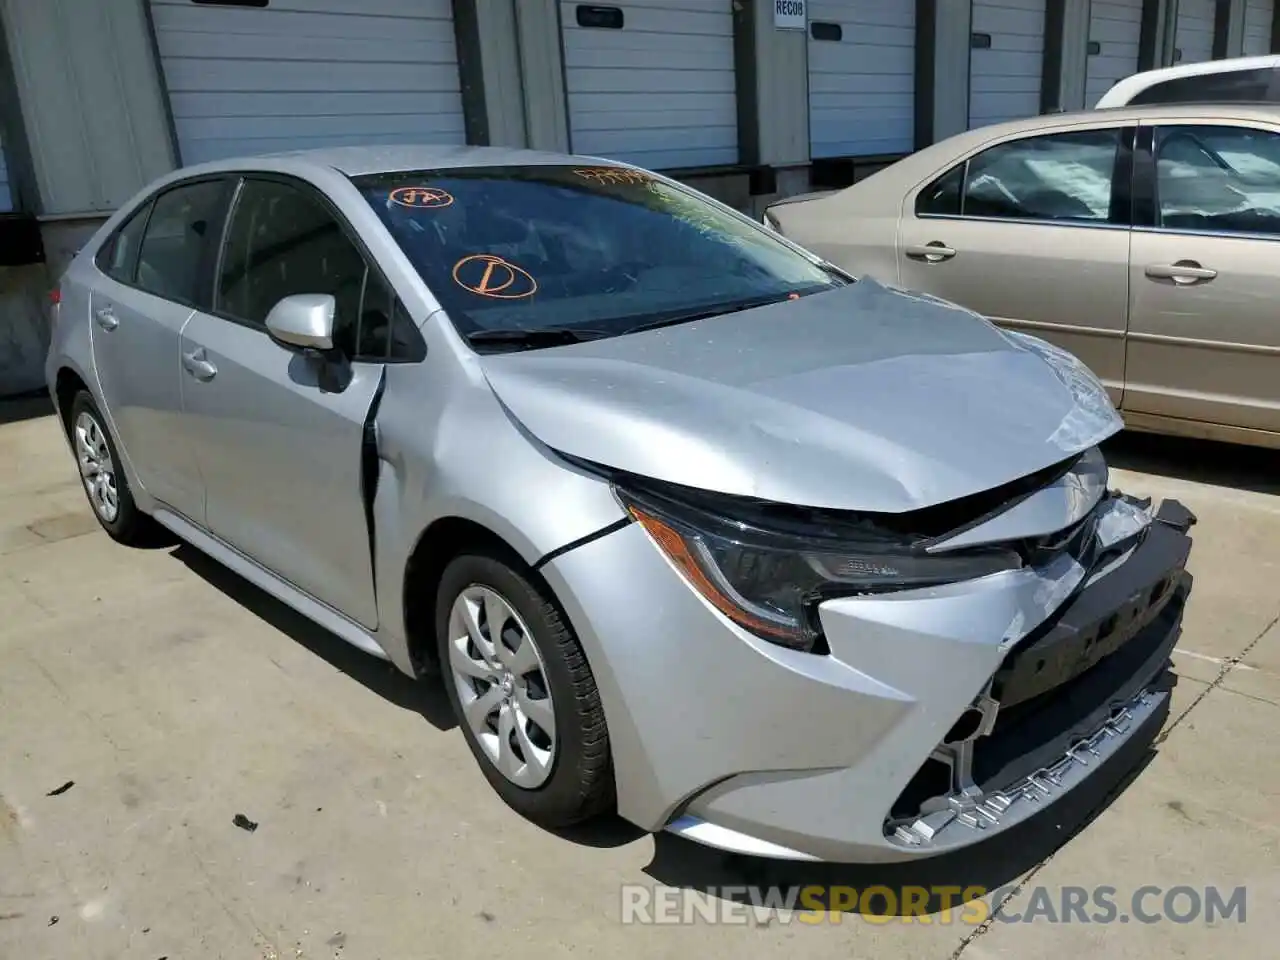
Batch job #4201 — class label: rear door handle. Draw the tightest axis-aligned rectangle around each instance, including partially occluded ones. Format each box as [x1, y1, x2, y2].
[905, 242, 957, 263]
[1145, 261, 1217, 285]
[94, 306, 119, 331]
[182, 348, 217, 382]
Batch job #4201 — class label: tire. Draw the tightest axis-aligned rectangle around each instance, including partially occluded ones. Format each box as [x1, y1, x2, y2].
[67, 390, 165, 546]
[436, 549, 614, 828]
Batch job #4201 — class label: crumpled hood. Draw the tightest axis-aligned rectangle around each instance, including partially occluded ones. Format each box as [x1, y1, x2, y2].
[479, 279, 1122, 513]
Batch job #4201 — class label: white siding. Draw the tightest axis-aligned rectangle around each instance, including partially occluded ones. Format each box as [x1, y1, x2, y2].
[560, 0, 738, 170]
[807, 0, 915, 158]
[968, 0, 1047, 129]
[1174, 0, 1217, 64]
[1243, 0, 1275, 55]
[0, 144, 10, 212]
[1085, 0, 1143, 108]
[149, 0, 465, 165]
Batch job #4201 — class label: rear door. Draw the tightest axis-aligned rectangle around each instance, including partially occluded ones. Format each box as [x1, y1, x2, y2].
[1124, 121, 1280, 435]
[897, 124, 1134, 404]
[179, 175, 418, 629]
[89, 178, 233, 521]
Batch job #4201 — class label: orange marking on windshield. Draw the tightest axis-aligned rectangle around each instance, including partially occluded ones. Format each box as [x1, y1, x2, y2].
[452, 254, 538, 300]
[572, 167, 653, 185]
[389, 186, 454, 209]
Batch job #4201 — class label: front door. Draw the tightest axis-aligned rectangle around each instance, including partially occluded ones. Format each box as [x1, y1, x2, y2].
[1125, 121, 1280, 435]
[179, 175, 389, 628]
[89, 179, 232, 521]
[899, 125, 1133, 405]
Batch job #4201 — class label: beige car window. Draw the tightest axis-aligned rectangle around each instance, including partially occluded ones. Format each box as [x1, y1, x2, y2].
[961, 130, 1120, 223]
[1154, 125, 1280, 235]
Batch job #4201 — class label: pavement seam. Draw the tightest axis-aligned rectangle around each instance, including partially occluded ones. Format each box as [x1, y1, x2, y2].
[1154, 607, 1280, 747]
[948, 606, 1280, 959]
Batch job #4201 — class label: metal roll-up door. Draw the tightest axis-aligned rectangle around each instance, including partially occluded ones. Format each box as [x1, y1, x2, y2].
[560, 0, 738, 170]
[148, 0, 466, 166]
[1085, 0, 1144, 108]
[807, 1, 916, 159]
[1173, 0, 1217, 64]
[968, 0, 1048, 129]
[1243, 0, 1275, 55]
[0, 143, 11, 212]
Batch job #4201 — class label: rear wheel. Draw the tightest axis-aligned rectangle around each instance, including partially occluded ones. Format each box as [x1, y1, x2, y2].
[68, 391, 164, 546]
[436, 550, 614, 827]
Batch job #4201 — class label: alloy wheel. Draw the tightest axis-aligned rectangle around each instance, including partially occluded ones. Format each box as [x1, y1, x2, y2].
[74, 411, 120, 524]
[447, 585, 557, 788]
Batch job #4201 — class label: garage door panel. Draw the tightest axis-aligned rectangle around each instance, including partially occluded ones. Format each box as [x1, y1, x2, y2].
[560, 1, 738, 168]
[969, 0, 1046, 128]
[1086, 0, 1142, 108]
[1244, 0, 1275, 56]
[161, 60, 461, 95]
[0, 148, 10, 212]
[151, 0, 465, 164]
[1175, 0, 1216, 63]
[807, 0, 915, 159]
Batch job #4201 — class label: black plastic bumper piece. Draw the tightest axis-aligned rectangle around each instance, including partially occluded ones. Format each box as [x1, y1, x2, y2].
[992, 506, 1194, 710]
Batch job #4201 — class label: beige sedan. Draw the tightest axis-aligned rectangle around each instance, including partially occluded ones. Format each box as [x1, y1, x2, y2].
[766, 103, 1280, 450]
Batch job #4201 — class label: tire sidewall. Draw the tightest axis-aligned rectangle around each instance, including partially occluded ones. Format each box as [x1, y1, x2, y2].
[69, 390, 140, 540]
[435, 552, 603, 822]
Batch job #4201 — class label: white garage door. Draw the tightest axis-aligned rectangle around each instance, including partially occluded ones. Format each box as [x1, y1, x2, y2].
[1174, 0, 1217, 64]
[807, 1, 915, 159]
[149, 0, 466, 166]
[1085, 0, 1143, 108]
[1243, 0, 1275, 55]
[969, 0, 1047, 129]
[560, 0, 737, 170]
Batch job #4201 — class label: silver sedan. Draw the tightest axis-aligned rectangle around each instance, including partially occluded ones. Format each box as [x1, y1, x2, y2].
[47, 146, 1195, 862]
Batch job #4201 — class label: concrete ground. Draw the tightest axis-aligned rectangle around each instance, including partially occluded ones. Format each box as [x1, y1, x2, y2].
[1, 392, 1277, 960]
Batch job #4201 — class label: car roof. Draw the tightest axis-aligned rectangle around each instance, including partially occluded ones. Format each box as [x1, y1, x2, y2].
[1095, 54, 1280, 107]
[170, 144, 614, 181]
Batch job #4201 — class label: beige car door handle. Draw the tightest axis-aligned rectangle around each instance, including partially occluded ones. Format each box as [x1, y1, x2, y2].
[1145, 261, 1217, 284]
[905, 242, 957, 263]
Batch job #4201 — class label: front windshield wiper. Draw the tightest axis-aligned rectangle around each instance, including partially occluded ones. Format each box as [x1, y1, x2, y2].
[466, 327, 608, 350]
[627, 290, 825, 336]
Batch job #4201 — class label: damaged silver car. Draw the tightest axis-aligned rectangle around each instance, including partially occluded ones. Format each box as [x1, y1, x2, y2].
[47, 146, 1195, 862]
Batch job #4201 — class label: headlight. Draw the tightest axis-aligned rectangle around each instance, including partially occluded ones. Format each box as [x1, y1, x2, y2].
[615, 484, 1023, 653]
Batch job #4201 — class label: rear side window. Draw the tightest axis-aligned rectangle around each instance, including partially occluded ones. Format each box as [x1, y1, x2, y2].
[1129, 68, 1280, 105]
[135, 180, 230, 308]
[959, 130, 1121, 223]
[95, 203, 152, 283]
[1154, 124, 1280, 235]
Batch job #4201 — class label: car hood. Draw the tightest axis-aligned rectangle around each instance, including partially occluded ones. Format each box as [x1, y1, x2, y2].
[478, 279, 1122, 513]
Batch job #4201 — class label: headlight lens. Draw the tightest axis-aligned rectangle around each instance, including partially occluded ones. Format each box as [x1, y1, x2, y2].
[616, 485, 1023, 652]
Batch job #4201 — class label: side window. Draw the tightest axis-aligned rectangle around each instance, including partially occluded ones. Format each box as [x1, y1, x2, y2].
[1129, 68, 1278, 105]
[353, 269, 426, 362]
[960, 129, 1121, 223]
[1154, 125, 1280, 235]
[218, 178, 423, 361]
[916, 164, 964, 216]
[135, 180, 229, 307]
[95, 202, 152, 283]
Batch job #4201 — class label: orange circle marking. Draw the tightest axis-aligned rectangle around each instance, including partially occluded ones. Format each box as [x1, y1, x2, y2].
[452, 254, 538, 300]
[389, 186, 454, 209]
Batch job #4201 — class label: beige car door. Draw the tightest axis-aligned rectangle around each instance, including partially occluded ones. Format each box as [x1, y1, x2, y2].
[898, 125, 1133, 405]
[1125, 121, 1280, 437]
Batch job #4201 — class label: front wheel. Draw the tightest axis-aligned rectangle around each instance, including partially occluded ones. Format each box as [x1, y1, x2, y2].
[436, 550, 614, 827]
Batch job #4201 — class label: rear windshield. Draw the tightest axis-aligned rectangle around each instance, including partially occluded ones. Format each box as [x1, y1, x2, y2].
[1128, 67, 1280, 105]
[354, 165, 843, 345]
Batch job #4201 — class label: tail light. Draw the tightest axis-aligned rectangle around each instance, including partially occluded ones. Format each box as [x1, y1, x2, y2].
[49, 287, 61, 305]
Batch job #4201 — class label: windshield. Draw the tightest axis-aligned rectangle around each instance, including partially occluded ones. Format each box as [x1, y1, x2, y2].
[354, 165, 845, 348]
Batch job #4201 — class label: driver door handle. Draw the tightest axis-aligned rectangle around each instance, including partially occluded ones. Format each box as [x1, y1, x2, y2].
[1145, 261, 1217, 284]
[182, 348, 218, 382]
[905, 242, 957, 263]
[94, 306, 119, 331]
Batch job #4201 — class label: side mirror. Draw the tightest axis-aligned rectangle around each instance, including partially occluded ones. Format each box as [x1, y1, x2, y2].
[265, 293, 336, 351]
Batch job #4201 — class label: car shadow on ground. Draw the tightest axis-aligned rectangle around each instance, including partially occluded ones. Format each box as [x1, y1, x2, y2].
[0, 391, 54, 426]
[639, 694, 1169, 917]
[1102, 429, 1280, 496]
[170, 542, 458, 732]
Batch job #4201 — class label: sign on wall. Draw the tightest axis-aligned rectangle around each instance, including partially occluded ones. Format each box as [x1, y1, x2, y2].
[773, 0, 807, 30]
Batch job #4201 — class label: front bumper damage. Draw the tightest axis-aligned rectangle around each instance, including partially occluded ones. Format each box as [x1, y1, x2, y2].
[540, 482, 1196, 863]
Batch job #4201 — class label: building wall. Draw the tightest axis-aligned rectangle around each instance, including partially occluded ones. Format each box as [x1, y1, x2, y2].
[0, 0, 1274, 395]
